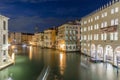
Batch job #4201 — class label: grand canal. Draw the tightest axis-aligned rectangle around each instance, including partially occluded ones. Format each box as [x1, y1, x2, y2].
[0, 45, 120, 80]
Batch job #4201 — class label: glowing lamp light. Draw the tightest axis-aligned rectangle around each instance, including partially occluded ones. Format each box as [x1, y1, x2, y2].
[12, 45, 16, 49]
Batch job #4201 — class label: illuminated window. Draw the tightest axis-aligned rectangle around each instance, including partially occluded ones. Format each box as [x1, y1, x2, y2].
[111, 9, 114, 14]
[115, 18, 119, 25]
[84, 35, 86, 40]
[111, 19, 114, 26]
[88, 19, 90, 23]
[97, 16, 99, 20]
[88, 35, 90, 40]
[101, 23, 104, 28]
[91, 18, 93, 22]
[94, 34, 97, 40]
[105, 12, 107, 16]
[91, 26, 93, 30]
[104, 22, 107, 27]
[96, 24, 99, 29]
[115, 7, 119, 13]
[101, 34, 104, 40]
[114, 32, 118, 40]
[84, 27, 86, 31]
[90, 34, 92, 40]
[3, 50, 6, 55]
[94, 25, 96, 29]
[101, 14, 104, 18]
[81, 28, 83, 32]
[110, 33, 114, 40]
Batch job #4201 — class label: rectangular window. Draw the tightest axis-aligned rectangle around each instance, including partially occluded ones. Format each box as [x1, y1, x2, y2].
[110, 33, 113, 40]
[115, 18, 119, 25]
[94, 25, 96, 29]
[91, 18, 93, 22]
[101, 23, 104, 28]
[114, 32, 118, 40]
[91, 26, 93, 30]
[97, 24, 99, 29]
[104, 33, 107, 40]
[3, 50, 6, 55]
[3, 34, 6, 44]
[105, 12, 107, 16]
[84, 35, 86, 40]
[115, 7, 119, 13]
[97, 34, 99, 40]
[3, 21, 6, 30]
[111, 9, 114, 14]
[91, 34, 92, 40]
[104, 22, 107, 27]
[101, 34, 103, 40]
[111, 19, 114, 26]
[101, 13, 104, 18]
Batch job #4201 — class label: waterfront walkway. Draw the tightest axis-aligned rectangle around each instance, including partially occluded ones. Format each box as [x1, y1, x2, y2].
[0, 61, 14, 70]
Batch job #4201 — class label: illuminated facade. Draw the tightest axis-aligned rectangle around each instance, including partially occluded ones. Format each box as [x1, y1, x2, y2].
[31, 32, 44, 46]
[0, 15, 12, 67]
[8, 32, 22, 44]
[81, 0, 120, 66]
[39, 32, 44, 47]
[44, 28, 56, 48]
[9, 32, 34, 45]
[58, 22, 79, 52]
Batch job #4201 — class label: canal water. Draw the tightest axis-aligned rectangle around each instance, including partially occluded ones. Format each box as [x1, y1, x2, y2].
[0, 46, 120, 80]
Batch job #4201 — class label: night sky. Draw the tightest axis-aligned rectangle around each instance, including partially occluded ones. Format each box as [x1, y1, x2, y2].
[0, 0, 111, 33]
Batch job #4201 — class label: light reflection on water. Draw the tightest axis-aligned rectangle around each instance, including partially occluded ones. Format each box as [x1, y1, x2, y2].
[29, 46, 32, 60]
[59, 52, 66, 75]
[0, 46, 120, 80]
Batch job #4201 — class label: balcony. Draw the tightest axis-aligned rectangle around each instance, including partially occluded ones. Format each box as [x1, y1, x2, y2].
[100, 25, 118, 33]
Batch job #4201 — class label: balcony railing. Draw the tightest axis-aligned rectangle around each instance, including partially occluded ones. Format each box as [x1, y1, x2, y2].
[100, 25, 118, 33]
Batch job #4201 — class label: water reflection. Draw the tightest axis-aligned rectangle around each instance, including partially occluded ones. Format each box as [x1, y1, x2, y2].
[1, 46, 120, 80]
[29, 46, 32, 60]
[59, 52, 66, 75]
[0, 68, 14, 80]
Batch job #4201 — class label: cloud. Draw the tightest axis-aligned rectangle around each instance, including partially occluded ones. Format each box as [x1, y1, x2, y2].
[2, 0, 62, 3]
[9, 16, 76, 33]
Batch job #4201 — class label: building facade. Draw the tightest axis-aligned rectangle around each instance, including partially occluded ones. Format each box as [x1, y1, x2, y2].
[81, 0, 120, 66]
[21, 33, 33, 45]
[31, 32, 44, 46]
[38, 32, 44, 47]
[8, 32, 22, 44]
[0, 15, 12, 66]
[57, 22, 79, 52]
[44, 28, 56, 48]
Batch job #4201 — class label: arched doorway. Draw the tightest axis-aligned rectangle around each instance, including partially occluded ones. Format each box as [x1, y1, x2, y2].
[114, 46, 120, 66]
[84, 48, 87, 55]
[91, 44, 96, 60]
[97, 45, 103, 61]
[104, 45, 113, 63]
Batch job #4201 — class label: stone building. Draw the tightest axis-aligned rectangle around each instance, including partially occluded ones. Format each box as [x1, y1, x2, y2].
[57, 21, 80, 52]
[44, 28, 56, 48]
[81, 0, 120, 66]
[0, 15, 12, 67]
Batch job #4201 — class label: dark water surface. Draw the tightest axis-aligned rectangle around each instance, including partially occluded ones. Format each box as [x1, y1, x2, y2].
[0, 46, 120, 80]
